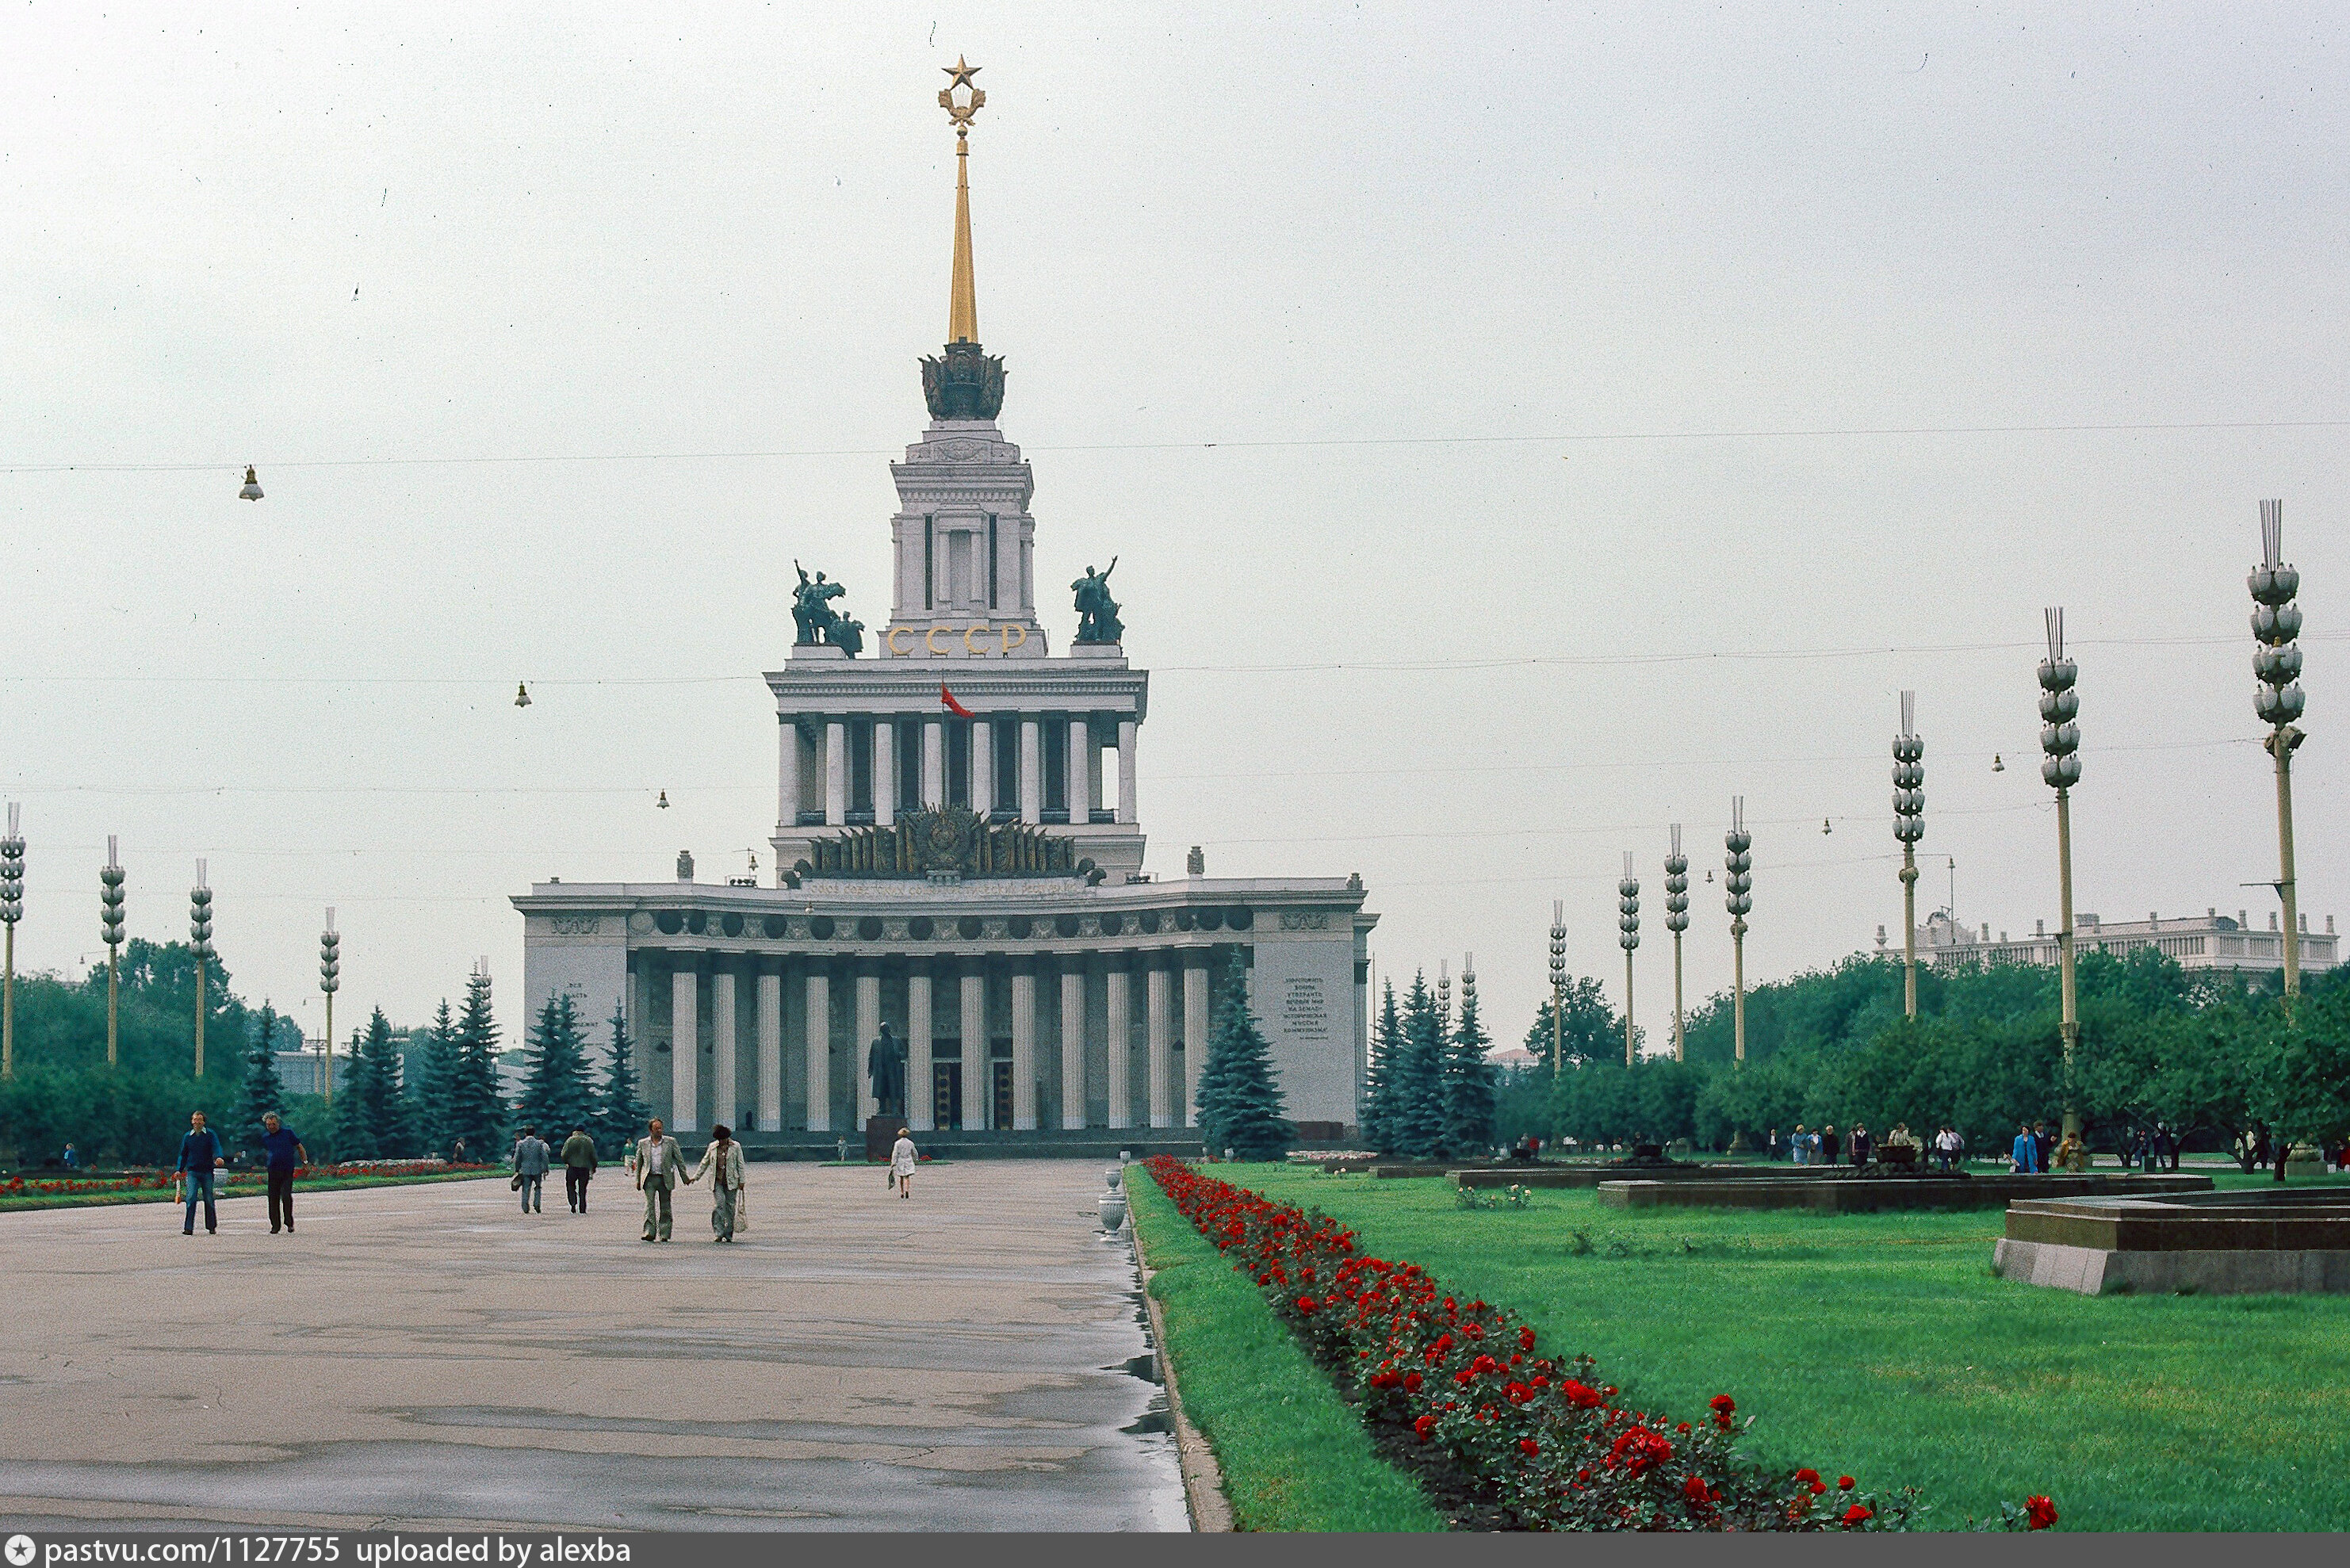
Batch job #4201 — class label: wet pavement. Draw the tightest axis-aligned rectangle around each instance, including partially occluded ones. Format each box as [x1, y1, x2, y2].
[0, 1161, 1182, 1531]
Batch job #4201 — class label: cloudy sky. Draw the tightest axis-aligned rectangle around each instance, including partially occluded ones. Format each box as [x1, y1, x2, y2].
[2, 3, 2344, 1050]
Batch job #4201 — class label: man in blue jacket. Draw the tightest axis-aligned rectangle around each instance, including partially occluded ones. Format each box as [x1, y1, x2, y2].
[177, 1111, 224, 1235]
[257, 1112, 308, 1233]
[2011, 1122, 2041, 1174]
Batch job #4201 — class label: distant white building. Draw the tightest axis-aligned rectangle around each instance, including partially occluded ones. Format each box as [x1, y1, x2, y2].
[1877, 906, 2337, 978]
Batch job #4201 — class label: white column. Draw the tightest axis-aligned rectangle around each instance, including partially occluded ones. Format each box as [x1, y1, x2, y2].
[1087, 723, 1107, 818]
[907, 962, 935, 1133]
[779, 717, 799, 829]
[921, 720, 945, 809]
[1019, 717, 1042, 824]
[970, 720, 994, 817]
[855, 968, 882, 1129]
[1011, 962, 1038, 1130]
[1066, 717, 1091, 824]
[710, 968, 737, 1134]
[804, 966, 831, 1133]
[1106, 962, 1133, 1129]
[756, 969, 782, 1132]
[1061, 962, 1086, 1130]
[874, 723, 897, 828]
[825, 721, 848, 827]
[1183, 957, 1210, 1129]
[960, 966, 988, 1130]
[1146, 962, 1173, 1129]
[670, 966, 699, 1134]
[1117, 719, 1138, 825]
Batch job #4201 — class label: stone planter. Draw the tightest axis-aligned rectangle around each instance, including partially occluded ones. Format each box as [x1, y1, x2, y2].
[1098, 1192, 1128, 1230]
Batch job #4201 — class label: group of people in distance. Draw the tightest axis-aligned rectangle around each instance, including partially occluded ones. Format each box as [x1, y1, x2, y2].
[1770, 1122, 1967, 1172]
[169, 1107, 925, 1244]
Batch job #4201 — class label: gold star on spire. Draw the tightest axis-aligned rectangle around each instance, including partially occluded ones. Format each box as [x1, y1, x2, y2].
[943, 55, 980, 90]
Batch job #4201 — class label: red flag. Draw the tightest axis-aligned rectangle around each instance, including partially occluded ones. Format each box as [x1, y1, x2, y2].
[940, 683, 974, 717]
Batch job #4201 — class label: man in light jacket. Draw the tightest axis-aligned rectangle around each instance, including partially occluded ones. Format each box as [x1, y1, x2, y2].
[691, 1124, 747, 1242]
[512, 1125, 551, 1214]
[633, 1118, 692, 1242]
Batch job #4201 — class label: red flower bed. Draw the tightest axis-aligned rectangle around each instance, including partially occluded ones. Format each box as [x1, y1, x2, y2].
[1144, 1157, 2056, 1532]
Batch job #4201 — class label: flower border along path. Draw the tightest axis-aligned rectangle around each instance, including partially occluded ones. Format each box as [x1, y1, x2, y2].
[1144, 1157, 2061, 1532]
[0, 1162, 501, 1212]
[1125, 1160, 1448, 1531]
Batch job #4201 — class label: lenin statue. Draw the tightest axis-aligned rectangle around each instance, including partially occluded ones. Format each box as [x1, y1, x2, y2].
[867, 1023, 908, 1118]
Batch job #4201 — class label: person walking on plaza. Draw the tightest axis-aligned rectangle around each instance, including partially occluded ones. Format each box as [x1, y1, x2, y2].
[691, 1124, 747, 1241]
[561, 1125, 599, 1213]
[634, 1118, 690, 1242]
[1850, 1124, 1872, 1168]
[1820, 1125, 1841, 1167]
[2011, 1122, 2041, 1174]
[890, 1127, 918, 1198]
[1790, 1124, 1808, 1165]
[257, 1111, 307, 1233]
[512, 1125, 551, 1214]
[1766, 1127, 1779, 1162]
[176, 1111, 224, 1235]
[2032, 1121, 2055, 1174]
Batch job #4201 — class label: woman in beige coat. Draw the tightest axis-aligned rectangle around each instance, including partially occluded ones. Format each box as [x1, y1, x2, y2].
[691, 1125, 748, 1242]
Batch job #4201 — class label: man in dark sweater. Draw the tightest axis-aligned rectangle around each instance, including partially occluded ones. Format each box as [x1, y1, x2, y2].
[1819, 1125, 1841, 1166]
[257, 1112, 308, 1234]
[176, 1111, 224, 1235]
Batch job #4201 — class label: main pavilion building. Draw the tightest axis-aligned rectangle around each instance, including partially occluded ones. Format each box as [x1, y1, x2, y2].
[512, 81, 1375, 1153]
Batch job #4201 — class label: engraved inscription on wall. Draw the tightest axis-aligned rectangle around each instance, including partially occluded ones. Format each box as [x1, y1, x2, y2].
[1281, 976, 1330, 1042]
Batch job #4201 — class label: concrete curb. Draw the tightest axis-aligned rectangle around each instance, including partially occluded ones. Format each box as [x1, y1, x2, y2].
[1127, 1177, 1237, 1533]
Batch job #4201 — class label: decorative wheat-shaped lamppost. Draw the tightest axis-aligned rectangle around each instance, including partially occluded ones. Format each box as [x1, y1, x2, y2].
[2038, 608, 2082, 1138]
[1664, 826, 1690, 1061]
[101, 836, 126, 1068]
[189, 861, 214, 1078]
[1617, 852, 1640, 1066]
[1893, 692, 1926, 1017]
[2250, 499, 2307, 1000]
[1436, 958, 1451, 1038]
[1724, 798, 1753, 1065]
[320, 909, 341, 1105]
[1, 803, 21, 1080]
[1548, 900, 1567, 1079]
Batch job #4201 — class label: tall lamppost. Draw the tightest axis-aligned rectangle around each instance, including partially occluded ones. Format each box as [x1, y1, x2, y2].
[1, 804, 21, 1081]
[1617, 852, 1640, 1066]
[189, 861, 214, 1078]
[320, 908, 341, 1105]
[101, 836, 125, 1068]
[2250, 499, 2306, 1000]
[1664, 826, 1690, 1061]
[1548, 901, 1567, 1079]
[1893, 692, 1926, 1017]
[1437, 959, 1451, 1036]
[2038, 608, 2082, 1139]
[1725, 798, 1752, 1065]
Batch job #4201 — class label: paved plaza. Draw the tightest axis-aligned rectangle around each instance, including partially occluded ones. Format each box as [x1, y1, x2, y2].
[0, 1161, 1184, 1531]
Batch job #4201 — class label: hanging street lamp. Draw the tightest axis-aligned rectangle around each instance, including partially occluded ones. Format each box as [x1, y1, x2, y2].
[2251, 499, 2307, 1000]
[1664, 826, 1690, 1061]
[1617, 852, 1640, 1066]
[239, 466, 263, 501]
[1, 803, 22, 1080]
[1548, 900, 1567, 1079]
[189, 861, 214, 1078]
[2038, 608, 2083, 1140]
[320, 908, 341, 1105]
[1893, 691, 1926, 1017]
[101, 836, 126, 1068]
[1725, 798, 1753, 1065]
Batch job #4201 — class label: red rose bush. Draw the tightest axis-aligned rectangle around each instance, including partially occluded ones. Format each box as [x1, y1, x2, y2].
[1146, 1157, 2004, 1532]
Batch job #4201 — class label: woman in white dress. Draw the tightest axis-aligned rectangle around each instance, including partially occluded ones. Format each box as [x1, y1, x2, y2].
[890, 1127, 918, 1199]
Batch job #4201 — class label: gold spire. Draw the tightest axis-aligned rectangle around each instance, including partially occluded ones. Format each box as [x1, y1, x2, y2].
[938, 57, 986, 345]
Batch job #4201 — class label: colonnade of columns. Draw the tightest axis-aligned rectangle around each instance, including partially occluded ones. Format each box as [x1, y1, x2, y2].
[639, 949, 1215, 1136]
[778, 712, 1139, 829]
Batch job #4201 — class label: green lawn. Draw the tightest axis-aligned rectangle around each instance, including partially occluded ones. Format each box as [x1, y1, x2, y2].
[1220, 1163, 2350, 1532]
[1127, 1170, 1445, 1532]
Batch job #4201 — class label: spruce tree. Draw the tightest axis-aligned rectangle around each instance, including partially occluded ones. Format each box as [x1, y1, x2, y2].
[332, 1022, 380, 1161]
[593, 1000, 649, 1155]
[1192, 954, 1294, 1161]
[1361, 981, 1404, 1153]
[343, 1008, 414, 1157]
[236, 1003, 289, 1150]
[1440, 975, 1498, 1157]
[440, 968, 507, 1163]
[518, 992, 597, 1143]
[1391, 972, 1448, 1158]
[408, 1001, 459, 1155]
